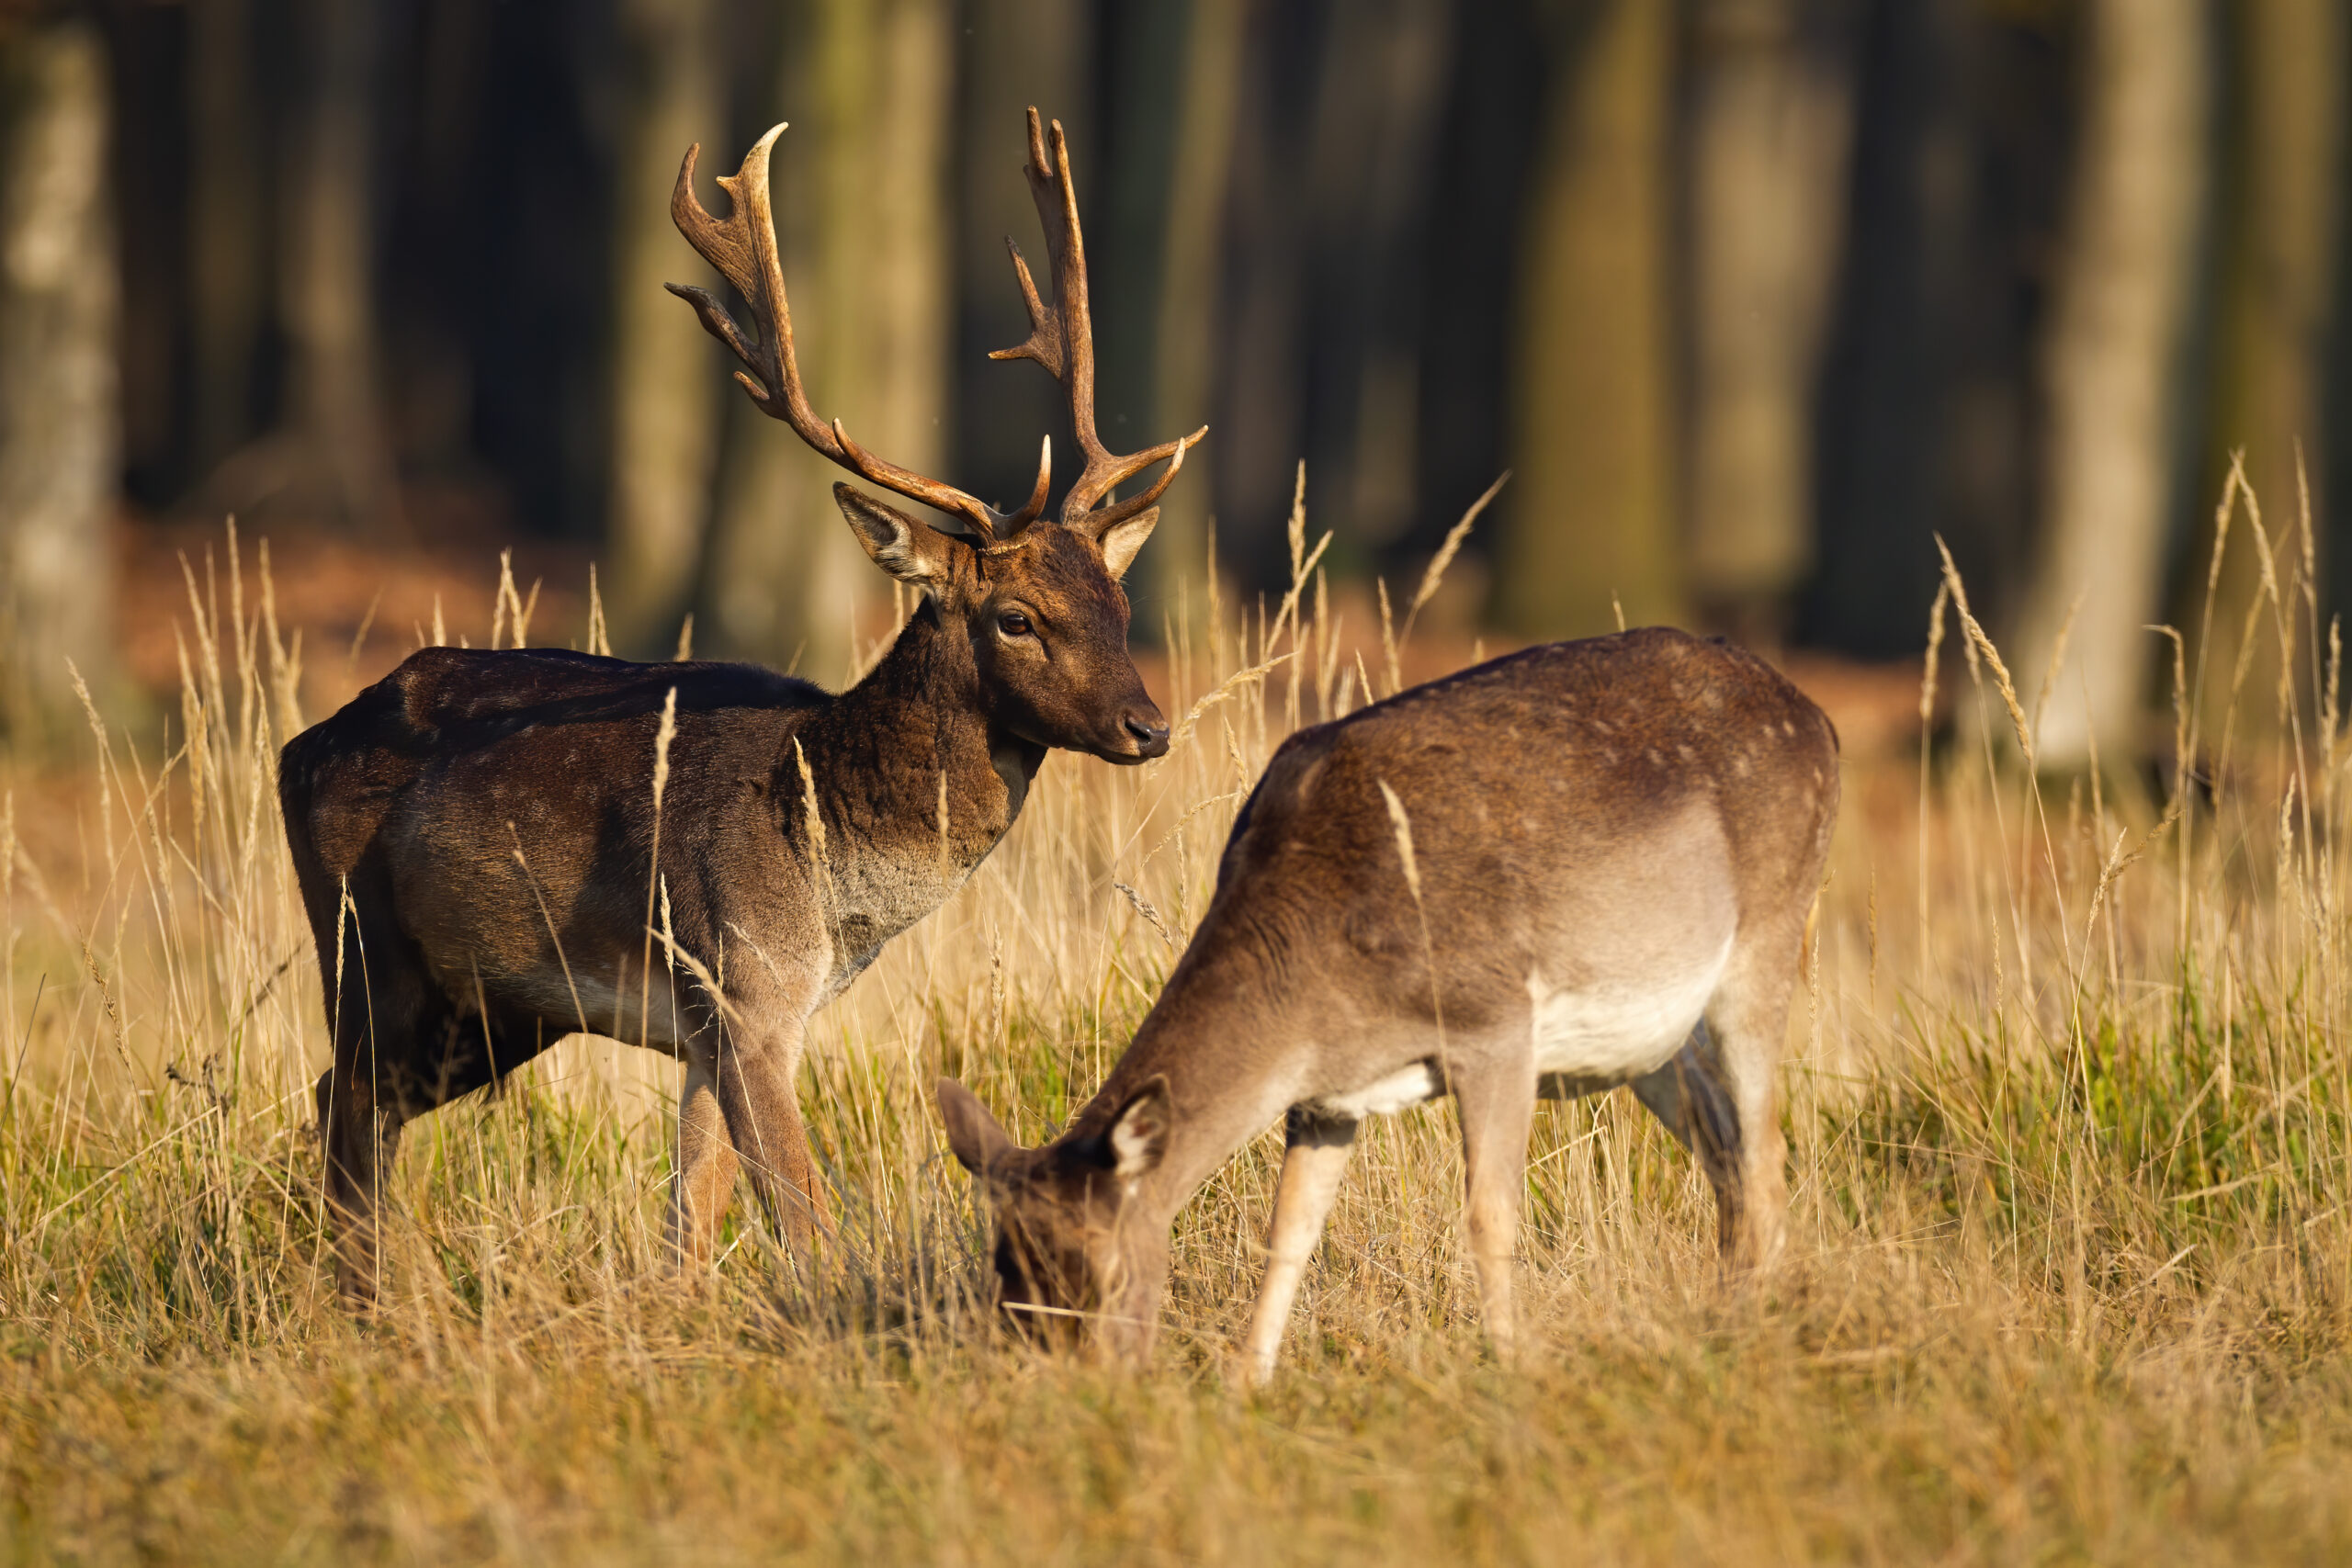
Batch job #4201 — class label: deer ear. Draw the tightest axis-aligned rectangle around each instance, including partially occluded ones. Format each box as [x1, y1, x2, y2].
[1107, 1075, 1172, 1182]
[835, 484, 960, 590]
[1095, 506, 1159, 581]
[937, 1077, 1014, 1178]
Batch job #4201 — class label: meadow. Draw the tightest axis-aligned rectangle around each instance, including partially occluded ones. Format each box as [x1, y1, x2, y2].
[6, 487, 2352, 1564]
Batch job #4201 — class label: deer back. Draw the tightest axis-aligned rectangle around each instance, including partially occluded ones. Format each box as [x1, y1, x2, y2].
[1202, 628, 1836, 1032]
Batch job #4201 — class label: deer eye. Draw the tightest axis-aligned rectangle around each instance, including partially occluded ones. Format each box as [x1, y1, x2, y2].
[998, 610, 1034, 638]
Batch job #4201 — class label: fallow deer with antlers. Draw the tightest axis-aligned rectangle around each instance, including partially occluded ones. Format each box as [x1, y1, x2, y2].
[280, 109, 1201, 1301]
[937, 629, 1838, 1377]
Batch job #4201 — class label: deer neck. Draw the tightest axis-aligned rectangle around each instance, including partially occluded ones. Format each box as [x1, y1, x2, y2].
[1071, 939, 1307, 1227]
[790, 601, 1043, 968]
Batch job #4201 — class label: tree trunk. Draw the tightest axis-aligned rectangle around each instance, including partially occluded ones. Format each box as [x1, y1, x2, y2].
[951, 0, 1091, 526]
[1143, 0, 1248, 608]
[1499, 0, 1681, 639]
[2188, 0, 2341, 743]
[0, 17, 116, 753]
[1089, 0, 1250, 616]
[1313, 0, 1455, 557]
[696, 0, 953, 681]
[282, 0, 401, 536]
[1682, 0, 1853, 643]
[188, 0, 261, 474]
[2012, 0, 2210, 770]
[605, 0, 723, 654]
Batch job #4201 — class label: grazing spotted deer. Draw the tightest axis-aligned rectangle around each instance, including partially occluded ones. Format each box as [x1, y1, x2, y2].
[280, 108, 1203, 1301]
[937, 628, 1838, 1377]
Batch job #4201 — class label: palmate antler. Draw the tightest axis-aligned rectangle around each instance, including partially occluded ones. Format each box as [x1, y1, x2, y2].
[665, 126, 1050, 546]
[990, 108, 1208, 535]
[666, 111, 1204, 550]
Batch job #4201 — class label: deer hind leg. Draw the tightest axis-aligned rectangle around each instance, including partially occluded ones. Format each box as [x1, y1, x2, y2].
[316, 1065, 404, 1305]
[1693, 931, 1803, 1273]
[669, 1053, 741, 1269]
[1242, 1108, 1358, 1384]
[312, 987, 433, 1306]
[1631, 1022, 1745, 1254]
[313, 945, 434, 1306]
[1453, 1062, 1538, 1363]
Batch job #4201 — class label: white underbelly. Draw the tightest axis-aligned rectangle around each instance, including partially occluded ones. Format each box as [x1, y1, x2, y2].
[1527, 932, 1732, 1082]
[1295, 932, 1736, 1122]
[1306, 1061, 1444, 1120]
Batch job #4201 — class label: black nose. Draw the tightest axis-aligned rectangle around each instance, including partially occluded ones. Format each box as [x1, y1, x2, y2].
[1123, 712, 1170, 756]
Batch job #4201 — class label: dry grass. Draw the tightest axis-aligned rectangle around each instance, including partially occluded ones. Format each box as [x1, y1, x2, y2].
[6, 494, 2352, 1565]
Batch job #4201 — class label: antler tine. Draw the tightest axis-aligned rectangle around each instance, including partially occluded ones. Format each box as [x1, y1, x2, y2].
[989, 236, 1063, 379]
[668, 126, 1038, 542]
[1082, 425, 1209, 534]
[989, 107, 1207, 534]
[666, 129, 825, 441]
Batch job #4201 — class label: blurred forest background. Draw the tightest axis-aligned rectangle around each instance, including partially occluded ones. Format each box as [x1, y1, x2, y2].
[0, 0, 2341, 773]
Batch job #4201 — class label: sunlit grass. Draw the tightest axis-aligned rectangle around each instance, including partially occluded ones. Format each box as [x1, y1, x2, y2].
[6, 487, 2352, 1562]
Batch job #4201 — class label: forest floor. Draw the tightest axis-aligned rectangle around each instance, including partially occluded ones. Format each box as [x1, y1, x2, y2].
[5, 525, 2351, 1564]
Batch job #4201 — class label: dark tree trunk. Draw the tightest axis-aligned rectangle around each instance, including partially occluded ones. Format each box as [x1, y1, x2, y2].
[950, 0, 1092, 525]
[188, 0, 261, 475]
[282, 0, 401, 536]
[605, 0, 723, 654]
[1499, 0, 1681, 638]
[1093, 0, 1250, 615]
[2188, 0, 2341, 741]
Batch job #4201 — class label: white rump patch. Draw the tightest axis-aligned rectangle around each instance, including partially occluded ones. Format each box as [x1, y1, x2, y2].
[1525, 931, 1733, 1082]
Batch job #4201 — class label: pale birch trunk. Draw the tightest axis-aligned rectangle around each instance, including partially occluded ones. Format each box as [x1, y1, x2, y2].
[0, 18, 116, 753]
[1683, 0, 1853, 642]
[2013, 0, 2210, 769]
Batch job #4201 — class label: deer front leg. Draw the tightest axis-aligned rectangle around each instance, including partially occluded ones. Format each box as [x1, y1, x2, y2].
[669, 1055, 741, 1269]
[1242, 1108, 1358, 1385]
[713, 1015, 834, 1251]
[1453, 1064, 1537, 1363]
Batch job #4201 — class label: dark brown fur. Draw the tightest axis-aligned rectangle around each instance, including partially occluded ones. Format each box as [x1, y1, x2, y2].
[939, 628, 1840, 1373]
[284, 491, 1177, 1300]
[287, 105, 1203, 1303]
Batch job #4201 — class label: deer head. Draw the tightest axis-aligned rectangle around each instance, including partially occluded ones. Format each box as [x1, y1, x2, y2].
[937, 1076, 1172, 1351]
[667, 110, 1201, 762]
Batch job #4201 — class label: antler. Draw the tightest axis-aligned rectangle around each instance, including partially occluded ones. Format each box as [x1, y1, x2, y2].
[667, 125, 1051, 544]
[990, 109, 1207, 534]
